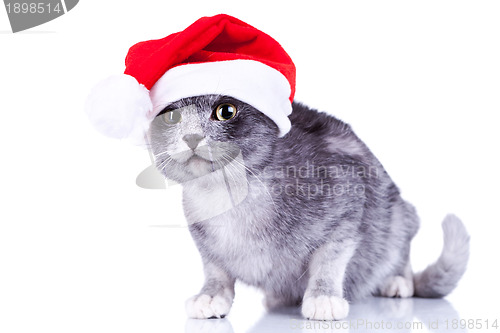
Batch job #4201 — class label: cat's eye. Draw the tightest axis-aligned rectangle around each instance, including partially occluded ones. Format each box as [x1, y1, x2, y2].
[163, 110, 182, 124]
[215, 103, 237, 121]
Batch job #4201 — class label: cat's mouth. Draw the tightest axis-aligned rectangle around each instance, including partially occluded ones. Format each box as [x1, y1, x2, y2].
[172, 143, 240, 165]
[187, 154, 207, 163]
[172, 149, 237, 179]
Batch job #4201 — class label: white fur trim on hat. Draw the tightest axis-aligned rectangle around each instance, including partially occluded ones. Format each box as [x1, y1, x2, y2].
[85, 74, 153, 142]
[150, 59, 292, 137]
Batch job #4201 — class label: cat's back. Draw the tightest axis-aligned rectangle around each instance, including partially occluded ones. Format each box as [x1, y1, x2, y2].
[277, 102, 378, 176]
[288, 102, 352, 138]
[272, 102, 412, 244]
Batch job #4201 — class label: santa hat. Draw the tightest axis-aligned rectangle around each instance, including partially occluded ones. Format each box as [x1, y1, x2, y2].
[85, 14, 296, 141]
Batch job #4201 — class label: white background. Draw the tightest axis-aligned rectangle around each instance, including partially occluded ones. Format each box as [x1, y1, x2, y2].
[1, 1, 499, 332]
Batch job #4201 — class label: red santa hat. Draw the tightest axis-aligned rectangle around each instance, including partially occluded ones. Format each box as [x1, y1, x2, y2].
[85, 14, 296, 141]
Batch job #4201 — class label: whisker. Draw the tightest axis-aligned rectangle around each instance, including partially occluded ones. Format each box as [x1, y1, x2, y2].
[158, 157, 174, 173]
[217, 155, 256, 228]
[153, 150, 171, 158]
[217, 156, 243, 191]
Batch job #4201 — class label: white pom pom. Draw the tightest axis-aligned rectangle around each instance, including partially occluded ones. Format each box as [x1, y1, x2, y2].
[85, 74, 153, 142]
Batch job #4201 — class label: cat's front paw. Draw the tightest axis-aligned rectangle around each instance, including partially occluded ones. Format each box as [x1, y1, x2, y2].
[185, 294, 232, 319]
[301, 295, 349, 321]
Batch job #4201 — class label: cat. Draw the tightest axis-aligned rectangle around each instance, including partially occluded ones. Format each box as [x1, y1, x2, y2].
[148, 94, 470, 321]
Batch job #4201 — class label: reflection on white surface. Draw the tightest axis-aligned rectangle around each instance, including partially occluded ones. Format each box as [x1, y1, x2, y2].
[185, 297, 466, 333]
[185, 318, 234, 333]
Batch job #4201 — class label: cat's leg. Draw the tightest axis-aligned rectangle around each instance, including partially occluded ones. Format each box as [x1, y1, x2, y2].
[301, 239, 357, 321]
[186, 262, 235, 319]
[379, 261, 414, 298]
[378, 201, 418, 298]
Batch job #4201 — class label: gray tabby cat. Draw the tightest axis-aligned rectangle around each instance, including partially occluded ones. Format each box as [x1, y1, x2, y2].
[148, 94, 470, 321]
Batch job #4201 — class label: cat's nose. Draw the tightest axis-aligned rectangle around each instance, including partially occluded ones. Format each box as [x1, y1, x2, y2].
[183, 134, 204, 150]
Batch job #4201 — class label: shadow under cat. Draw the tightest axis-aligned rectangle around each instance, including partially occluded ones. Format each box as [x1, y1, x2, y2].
[185, 297, 466, 333]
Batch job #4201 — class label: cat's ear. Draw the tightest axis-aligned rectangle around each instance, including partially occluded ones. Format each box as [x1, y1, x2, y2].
[85, 74, 153, 144]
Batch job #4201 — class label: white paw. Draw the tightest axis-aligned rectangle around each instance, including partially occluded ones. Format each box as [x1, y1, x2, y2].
[301, 295, 349, 321]
[381, 276, 414, 298]
[185, 294, 232, 319]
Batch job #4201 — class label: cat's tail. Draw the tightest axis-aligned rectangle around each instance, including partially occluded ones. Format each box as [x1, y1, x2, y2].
[413, 214, 470, 298]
